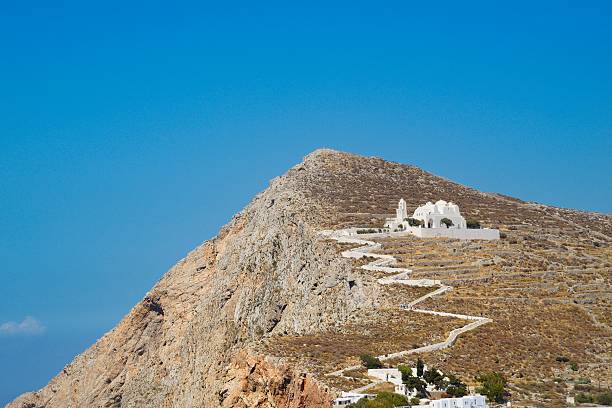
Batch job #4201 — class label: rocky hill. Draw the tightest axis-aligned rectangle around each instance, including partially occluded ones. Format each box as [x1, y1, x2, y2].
[8, 149, 611, 408]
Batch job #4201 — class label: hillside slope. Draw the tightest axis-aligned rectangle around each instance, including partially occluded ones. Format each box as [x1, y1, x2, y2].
[9, 149, 611, 408]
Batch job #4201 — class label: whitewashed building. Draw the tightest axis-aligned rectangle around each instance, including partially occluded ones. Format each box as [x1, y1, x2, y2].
[363, 366, 489, 408]
[333, 392, 375, 406]
[385, 199, 500, 240]
[412, 200, 467, 229]
[429, 395, 488, 408]
[384, 198, 409, 230]
[367, 366, 441, 398]
[367, 368, 408, 396]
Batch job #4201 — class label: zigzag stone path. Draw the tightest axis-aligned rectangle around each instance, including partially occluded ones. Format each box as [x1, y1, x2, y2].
[320, 229, 492, 387]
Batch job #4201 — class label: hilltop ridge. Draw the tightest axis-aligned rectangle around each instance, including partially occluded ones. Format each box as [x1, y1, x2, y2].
[9, 149, 610, 408]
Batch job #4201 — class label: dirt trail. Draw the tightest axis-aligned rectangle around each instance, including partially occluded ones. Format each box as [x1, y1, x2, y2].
[321, 229, 492, 388]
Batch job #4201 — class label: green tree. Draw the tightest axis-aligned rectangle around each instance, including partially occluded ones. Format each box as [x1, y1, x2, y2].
[445, 374, 468, 397]
[416, 358, 425, 377]
[423, 367, 445, 389]
[399, 364, 427, 397]
[360, 354, 383, 369]
[440, 218, 454, 228]
[348, 399, 386, 408]
[375, 392, 409, 407]
[404, 376, 428, 398]
[476, 372, 507, 403]
[347, 392, 409, 408]
[398, 364, 413, 381]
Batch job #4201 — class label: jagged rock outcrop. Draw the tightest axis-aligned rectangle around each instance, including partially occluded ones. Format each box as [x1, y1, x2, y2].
[220, 351, 330, 408]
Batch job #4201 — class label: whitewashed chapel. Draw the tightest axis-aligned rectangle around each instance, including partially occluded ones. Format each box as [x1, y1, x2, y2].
[384, 199, 499, 240]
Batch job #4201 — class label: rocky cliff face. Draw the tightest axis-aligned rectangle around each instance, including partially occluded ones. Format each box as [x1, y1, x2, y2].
[9, 150, 379, 408]
[9, 149, 611, 408]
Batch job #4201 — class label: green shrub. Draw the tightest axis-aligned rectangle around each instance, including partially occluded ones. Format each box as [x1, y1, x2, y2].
[570, 361, 578, 371]
[596, 392, 612, 405]
[466, 219, 481, 229]
[476, 372, 507, 403]
[357, 228, 380, 234]
[440, 218, 454, 228]
[347, 399, 378, 408]
[374, 392, 409, 407]
[447, 384, 468, 397]
[406, 218, 424, 227]
[359, 354, 382, 369]
[572, 391, 612, 405]
[446, 374, 468, 397]
[347, 392, 409, 408]
[398, 364, 412, 381]
[575, 392, 593, 403]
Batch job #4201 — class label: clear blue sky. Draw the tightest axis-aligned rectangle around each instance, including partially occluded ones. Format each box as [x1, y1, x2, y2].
[1, 0, 611, 404]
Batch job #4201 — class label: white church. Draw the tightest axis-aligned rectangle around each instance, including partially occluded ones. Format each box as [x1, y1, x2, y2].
[384, 199, 499, 240]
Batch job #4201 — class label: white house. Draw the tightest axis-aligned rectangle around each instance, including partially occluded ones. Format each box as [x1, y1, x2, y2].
[429, 395, 488, 408]
[367, 368, 408, 396]
[333, 392, 375, 406]
[361, 366, 489, 408]
[367, 366, 441, 398]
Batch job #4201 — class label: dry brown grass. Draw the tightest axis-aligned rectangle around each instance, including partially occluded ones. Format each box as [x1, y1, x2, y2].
[278, 151, 612, 403]
[367, 382, 396, 394]
[366, 222, 611, 404]
[262, 308, 465, 383]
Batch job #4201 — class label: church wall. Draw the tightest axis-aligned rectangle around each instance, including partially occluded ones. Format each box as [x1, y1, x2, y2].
[408, 226, 499, 240]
